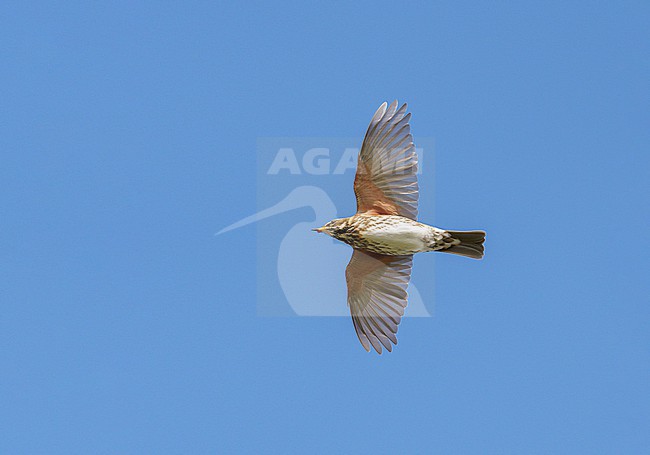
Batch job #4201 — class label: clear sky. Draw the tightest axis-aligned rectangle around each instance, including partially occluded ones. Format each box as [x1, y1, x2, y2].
[2, 1, 649, 453]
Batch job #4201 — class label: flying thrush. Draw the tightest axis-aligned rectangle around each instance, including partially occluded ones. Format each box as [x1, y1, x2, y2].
[314, 100, 485, 354]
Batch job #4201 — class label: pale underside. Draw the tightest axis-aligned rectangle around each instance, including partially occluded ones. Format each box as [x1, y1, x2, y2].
[337, 214, 454, 256]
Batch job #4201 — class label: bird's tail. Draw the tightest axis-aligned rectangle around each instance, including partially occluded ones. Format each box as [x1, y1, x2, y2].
[444, 230, 486, 259]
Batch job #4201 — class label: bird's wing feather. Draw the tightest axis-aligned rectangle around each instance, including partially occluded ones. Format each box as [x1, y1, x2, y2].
[354, 100, 419, 220]
[345, 249, 413, 354]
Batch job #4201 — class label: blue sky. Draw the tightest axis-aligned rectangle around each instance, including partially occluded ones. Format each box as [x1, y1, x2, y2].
[2, 1, 649, 453]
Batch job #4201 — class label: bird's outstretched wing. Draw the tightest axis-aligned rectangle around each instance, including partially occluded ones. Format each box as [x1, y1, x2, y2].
[345, 249, 413, 354]
[354, 100, 419, 220]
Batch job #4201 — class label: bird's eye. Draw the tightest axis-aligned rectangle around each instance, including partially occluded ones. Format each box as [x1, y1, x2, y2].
[336, 225, 350, 235]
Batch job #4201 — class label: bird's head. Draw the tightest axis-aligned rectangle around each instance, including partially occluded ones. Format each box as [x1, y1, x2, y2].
[312, 218, 351, 239]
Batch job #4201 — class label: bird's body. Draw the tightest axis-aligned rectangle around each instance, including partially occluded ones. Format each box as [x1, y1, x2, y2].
[325, 214, 458, 256]
[312, 100, 486, 354]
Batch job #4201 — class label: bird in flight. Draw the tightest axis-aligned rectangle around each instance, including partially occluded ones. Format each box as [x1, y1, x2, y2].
[313, 100, 485, 354]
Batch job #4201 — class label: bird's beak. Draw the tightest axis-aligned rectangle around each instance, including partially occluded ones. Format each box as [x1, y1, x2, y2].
[312, 227, 324, 233]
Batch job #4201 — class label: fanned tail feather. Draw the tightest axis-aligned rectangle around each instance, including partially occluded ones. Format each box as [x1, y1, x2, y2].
[444, 230, 486, 259]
